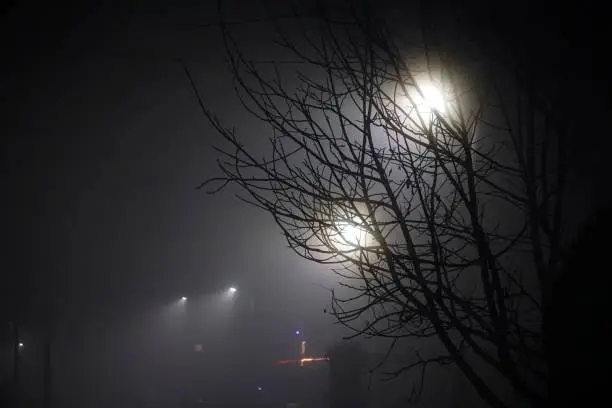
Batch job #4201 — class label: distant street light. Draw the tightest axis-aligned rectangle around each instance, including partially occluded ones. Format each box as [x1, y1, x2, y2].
[180, 296, 188, 302]
[221, 286, 239, 301]
[295, 329, 301, 335]
[18, 342, 24, 349]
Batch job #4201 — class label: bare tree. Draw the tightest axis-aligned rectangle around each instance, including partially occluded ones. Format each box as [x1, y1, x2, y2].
[188, 2, 566, 406]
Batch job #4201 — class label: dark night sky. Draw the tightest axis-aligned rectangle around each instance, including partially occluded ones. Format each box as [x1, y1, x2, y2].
[2, 1, 351, 404]
[1, 0, 610, 406]
[3, 1, 342, 313]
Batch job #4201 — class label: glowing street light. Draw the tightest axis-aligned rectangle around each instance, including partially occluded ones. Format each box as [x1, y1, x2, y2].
[18, 342, 24, 349]
[329, 217, 369, 253]
[337, 221, 366, 246]
[179, 296, 187, 302]
[397, 79, 450, 130]
[419, 84, 446, 114]
[222, 286, 238, 301]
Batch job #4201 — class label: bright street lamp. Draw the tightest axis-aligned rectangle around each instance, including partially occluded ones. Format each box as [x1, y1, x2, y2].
[337, 221, 366, 246]
[329, 218, 369, 253]
[179, 296, 187, 302]
[419, 84, 446, 114]
[397, 79, 449, 129]
[228, 287, 237, 294]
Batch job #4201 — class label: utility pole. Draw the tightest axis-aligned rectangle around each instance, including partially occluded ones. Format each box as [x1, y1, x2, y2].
[43, 275, 54, 408]
[43, 338, 52, 408]
[11, 321, 20, 406]
[12, 322, 19, 383]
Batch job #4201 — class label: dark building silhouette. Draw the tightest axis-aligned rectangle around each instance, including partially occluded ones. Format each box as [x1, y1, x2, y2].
[548, 200, 612, 407]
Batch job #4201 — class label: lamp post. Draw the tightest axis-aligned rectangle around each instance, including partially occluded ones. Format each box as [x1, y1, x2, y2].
[11, 322, 20, 383]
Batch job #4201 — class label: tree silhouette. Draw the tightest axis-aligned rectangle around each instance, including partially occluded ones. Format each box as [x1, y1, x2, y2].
[191, 2, 571, 406]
